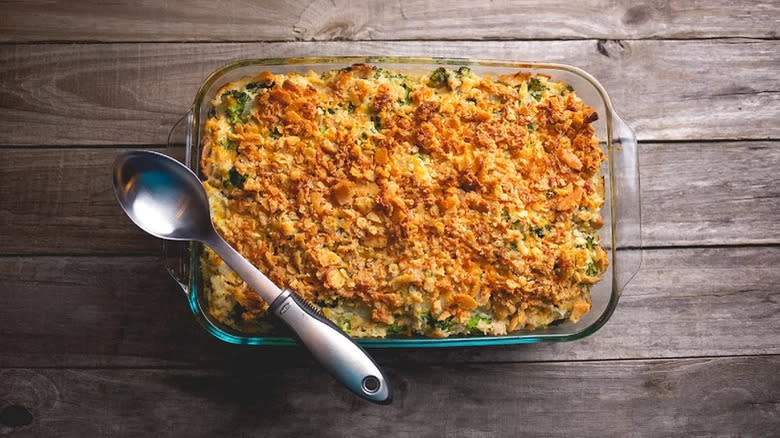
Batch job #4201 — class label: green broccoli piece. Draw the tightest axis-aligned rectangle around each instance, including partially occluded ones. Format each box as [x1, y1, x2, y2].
[529, 225, 548, 238]
[220, 138, 238, 151]
[387, 321, 403, 335]
[424, 312, 453, 330]
[222, 90, 251, 125]
[227, 167, 247, 189]
[456, 66, 471, 77]
[429, 67, 449, 88]
[228, 303, 245, 324]
[466, 314, 492, 333]
[245, 81, 275, 91]
[401, 83, 413, 105]
[338, 319, 352, 334]
[527, 78, 546, 101]
[586, 261, 599, 276]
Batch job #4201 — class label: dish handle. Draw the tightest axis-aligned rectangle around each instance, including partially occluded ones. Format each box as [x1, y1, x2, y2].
[611, 112, 642, 293]
[162, 111, 194, 295]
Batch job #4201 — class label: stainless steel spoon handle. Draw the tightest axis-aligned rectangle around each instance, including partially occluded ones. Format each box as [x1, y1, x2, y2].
[205, 233, 284, 305]
[269, 290, 391, 404]
[205, 234, 391, 404]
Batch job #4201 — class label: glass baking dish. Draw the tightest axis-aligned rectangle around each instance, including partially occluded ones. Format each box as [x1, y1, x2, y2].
[164, 56, 641, 347]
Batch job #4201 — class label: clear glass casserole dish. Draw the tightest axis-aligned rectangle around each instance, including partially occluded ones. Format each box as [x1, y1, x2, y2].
[164, 56, 641, 347]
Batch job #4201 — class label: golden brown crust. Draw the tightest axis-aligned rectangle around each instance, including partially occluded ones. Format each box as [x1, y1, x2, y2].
[200, 65, 608, 337]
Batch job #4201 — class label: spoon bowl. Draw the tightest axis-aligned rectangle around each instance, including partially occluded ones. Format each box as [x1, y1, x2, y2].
[113, 150, 213, 241]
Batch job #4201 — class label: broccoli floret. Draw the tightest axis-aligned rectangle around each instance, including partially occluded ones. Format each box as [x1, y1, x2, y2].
[227, 167, 247, 189]
[429, 67, 449, 88]
[221, 90, 251, 125]
[387, 321, 403, 335]
[456, 66, 471, 77]
[527, 78, 546, 101]
[586, 261, 599, 276]
[529, 225, 549, 238]
[245, 81, 275, 91]
[423, 312, 453, 330]
[228, 303, 245, 324]
[371, 115, 382, 131]
[466, 313, 492, 333]
[527, 122, 535, 132]
[585, 235, 595, 251]
[401, 83, 413, 105]
[338, 319, 352, 334]
[220, 138, 237, 151]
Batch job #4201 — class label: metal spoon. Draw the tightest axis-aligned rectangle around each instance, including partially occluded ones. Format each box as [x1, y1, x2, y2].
[112, 150, 391, 404]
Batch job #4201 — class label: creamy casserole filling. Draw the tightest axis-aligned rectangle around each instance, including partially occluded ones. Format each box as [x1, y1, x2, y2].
[199, 64, 607, 338]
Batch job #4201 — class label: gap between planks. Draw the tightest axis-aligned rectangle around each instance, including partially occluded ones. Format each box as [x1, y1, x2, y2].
[0, 352, 778, 371]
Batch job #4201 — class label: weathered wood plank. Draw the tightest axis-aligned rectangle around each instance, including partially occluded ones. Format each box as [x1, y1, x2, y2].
[0, 148, 160, 255]
[0, 357, 777, 436]
[640, 141, 780, 246]
[0, 40, 777, 145]
[0, 247, 777, 367]
[0, 0, 778, 42]
[2, 142, 776, 256]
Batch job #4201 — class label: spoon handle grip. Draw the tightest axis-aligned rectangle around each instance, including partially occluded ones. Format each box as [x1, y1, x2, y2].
[269, 290, 392, 404]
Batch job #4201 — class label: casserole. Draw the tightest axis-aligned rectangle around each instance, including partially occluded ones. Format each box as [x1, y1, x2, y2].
[165, 56, 641, 347]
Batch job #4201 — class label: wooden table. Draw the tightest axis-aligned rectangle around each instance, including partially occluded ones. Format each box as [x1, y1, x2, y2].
[1, 1, 778, 436]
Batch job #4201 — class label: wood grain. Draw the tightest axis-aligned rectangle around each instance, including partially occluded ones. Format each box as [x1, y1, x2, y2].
[0, 0, 778, 42]
[640, 141, 780, 246]
[2, 142, 777, 256]
[0, 40, 778, 146]
[0, 147, 160, 255]
[1, 247, 778, 368]
[1, 357, 777, 437]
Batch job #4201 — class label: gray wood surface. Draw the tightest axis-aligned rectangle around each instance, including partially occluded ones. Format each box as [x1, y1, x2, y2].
[1, 40, 778, 146]
[1, 247, 778, 368]
[1, 357, 777, 437]
[1, 142, 777, 256]
[1, 1, 778, 436]
[1, 0, 778, 42]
